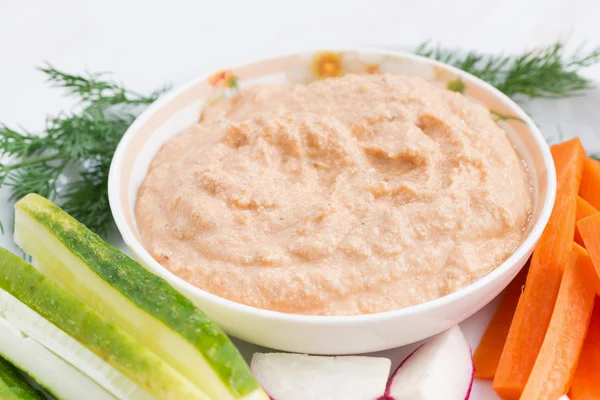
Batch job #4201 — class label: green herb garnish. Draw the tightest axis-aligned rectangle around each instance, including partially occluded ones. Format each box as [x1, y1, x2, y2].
[489, 110, 526, 123]
[0, 66, 166, 235]
[416, 41, 600, 98]
[446, 77, 466, 93]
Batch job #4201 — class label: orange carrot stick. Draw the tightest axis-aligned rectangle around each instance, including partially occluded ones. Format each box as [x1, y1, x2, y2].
[577, 213, 600, 294]
[473, 266, 528, 380]
[590, 157, 600, 168]
[573, 241, 588, 253]
[576, 196, 597, 220]
[579, 157, 600, 210]
[572, 242, 600, 296]
[575, 197, 598, 246]
[551, 141, 574, 176]
[570, 299, 600, 400]
[551, 139, 585, 180]
[520, 248, 596, 400]
[493, 138, 585, 400]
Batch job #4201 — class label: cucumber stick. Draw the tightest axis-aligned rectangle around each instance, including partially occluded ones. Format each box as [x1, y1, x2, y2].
[0, 247, 210, 400]
[0, 356, 43, 400]
[0, 316, 114, 400]
[0, 290, 154, 400]
[15, 194, 267, 400]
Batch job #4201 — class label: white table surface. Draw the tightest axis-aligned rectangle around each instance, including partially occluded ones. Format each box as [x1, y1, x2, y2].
[2, 1, 600, 399]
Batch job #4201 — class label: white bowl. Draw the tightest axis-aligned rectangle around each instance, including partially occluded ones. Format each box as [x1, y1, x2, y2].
[108, 49, 556, 355]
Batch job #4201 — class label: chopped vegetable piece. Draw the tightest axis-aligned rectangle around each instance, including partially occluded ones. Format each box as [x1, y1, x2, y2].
[385, 326, 473, 400]
[579, 157, 600, 210]
[576, 213, 600, 294]
[0, 290, 153, 400]
[576, 196, 597, 220]
[570, 299, 600, 400]
[473, 266, 528, 380]
[493, 138, 584, 400]
[0, 246, 209, 400]
[571, 243, 600, 296]
[0, 316, 115, 400]
[0, 357, 43, 400]
[575, 197, 597, 246]
[551, 138, 585, 181]
[251, 353, 390, 400]
[520, 248, 596, 400]
[14, 194, 268, 400]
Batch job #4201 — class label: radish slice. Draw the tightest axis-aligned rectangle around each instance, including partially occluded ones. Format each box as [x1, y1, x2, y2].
[251, 353, 391, 400]
[385, 325, 474, 400]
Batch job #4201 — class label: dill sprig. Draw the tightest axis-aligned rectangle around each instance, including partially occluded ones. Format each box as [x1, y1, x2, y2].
[416, 41, 600, 98]
[0, 66, 166, 235]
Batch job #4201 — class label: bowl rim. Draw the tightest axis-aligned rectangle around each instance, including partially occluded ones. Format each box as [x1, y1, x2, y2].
[108, 48, 557, 325]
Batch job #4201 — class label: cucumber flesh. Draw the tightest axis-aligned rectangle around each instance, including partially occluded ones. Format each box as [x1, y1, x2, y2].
[0, 356, 43, 400]
[0, 316, 115, 400]
[0, 247, 210, 400]
[15, 194, 267, 400]
[0, 290, 154, 400]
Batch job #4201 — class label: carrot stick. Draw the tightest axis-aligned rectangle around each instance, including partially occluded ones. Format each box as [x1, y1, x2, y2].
[493, 138, 585, 400]
[573, 241, 588, 253]
[473, 265, 528, 380]
[576, 213, 600, 295]
[570, 299, 600, 400]
[520, 248, 596, 400]
[572, 242, 600, 296]
[576, 196, 597, 220]
[575, 197, 598, 246]
[551, 139, 585, 181]
[579, 157, 600, 210]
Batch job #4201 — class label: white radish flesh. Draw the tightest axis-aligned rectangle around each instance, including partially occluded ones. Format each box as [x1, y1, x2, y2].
[251, 353, 391, 400]
[385, 325, 474, 400]
[0, 316, 115, 400]
[0, 289, 154, 400]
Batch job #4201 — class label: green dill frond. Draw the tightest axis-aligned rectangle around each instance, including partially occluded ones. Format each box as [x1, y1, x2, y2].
[0, 67, 168, 235]
[416, 41, 600, 98]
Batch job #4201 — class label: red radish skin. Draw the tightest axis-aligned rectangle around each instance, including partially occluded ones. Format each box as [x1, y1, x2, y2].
[383, 326, 474, 400]
[259, 329, 473, 400]
[381, 345, 424, 400]
[381, 347, 474, 400]
[465, 351, 475, 400]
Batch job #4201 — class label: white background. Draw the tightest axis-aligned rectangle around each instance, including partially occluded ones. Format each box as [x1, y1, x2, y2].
[2, 0, 600, 129]
[2, 1, 600, 399]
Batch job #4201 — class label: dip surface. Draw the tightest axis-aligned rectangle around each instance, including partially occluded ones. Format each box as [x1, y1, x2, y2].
[136, 73, 533, 315]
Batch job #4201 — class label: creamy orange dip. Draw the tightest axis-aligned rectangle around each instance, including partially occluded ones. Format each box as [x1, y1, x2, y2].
[136, 73, 532, 315]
